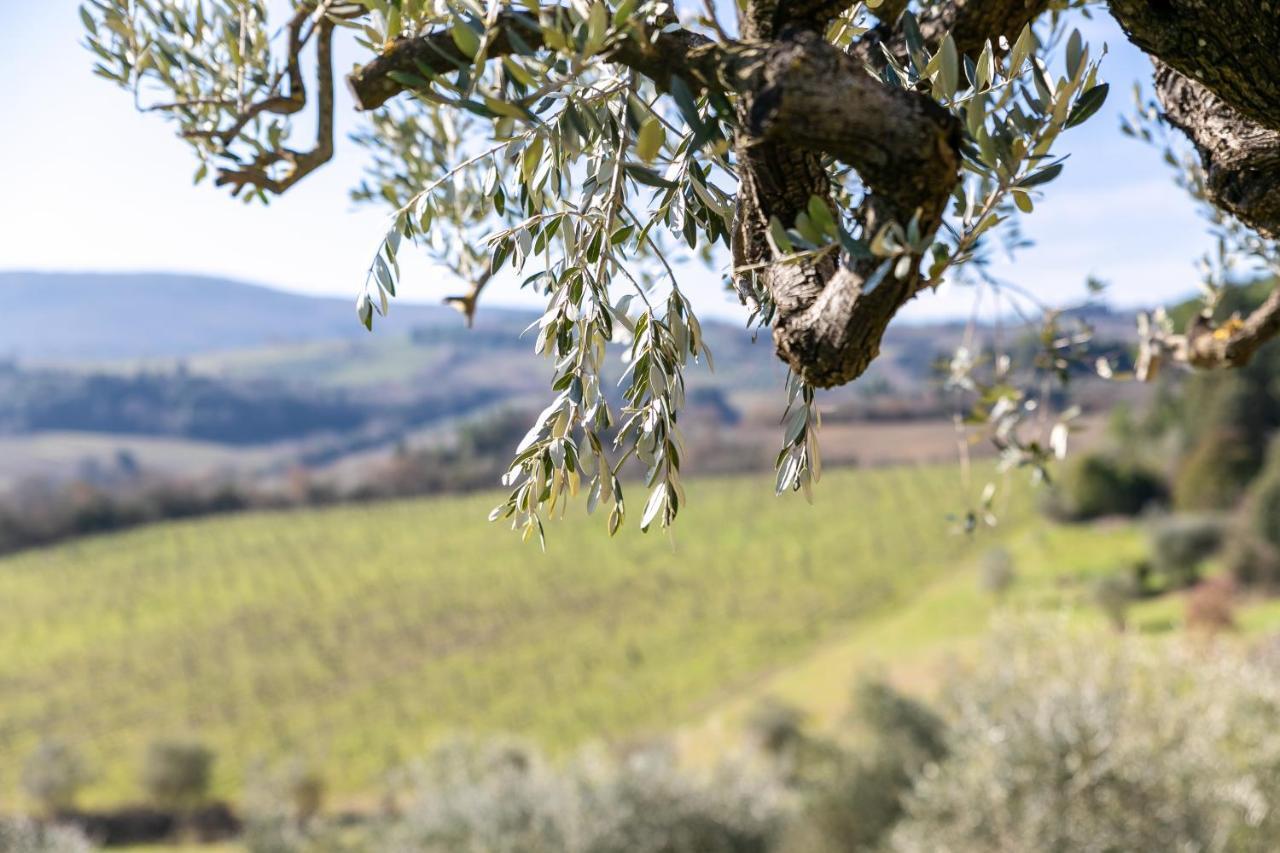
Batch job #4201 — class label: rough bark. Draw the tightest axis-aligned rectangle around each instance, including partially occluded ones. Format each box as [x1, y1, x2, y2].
[919, 0, 1051, 53]
[736, 29, 961, 388]
[746, 0, 1046, 387]
[1155, 64, 1280, 241]
[1108, 0, 1280, 132]
[349, 12, 545, 111]
[747, 31, 961, 224]
[1108, 0, 1280, 370]
[348, 11, 721, 111]
[1185, 284, 1280, 370]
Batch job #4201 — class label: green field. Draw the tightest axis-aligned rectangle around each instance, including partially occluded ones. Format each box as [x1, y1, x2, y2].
[0, 464, 1027, 808]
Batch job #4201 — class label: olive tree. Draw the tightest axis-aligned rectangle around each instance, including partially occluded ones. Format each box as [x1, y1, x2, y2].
[82, 0, 1280, 538]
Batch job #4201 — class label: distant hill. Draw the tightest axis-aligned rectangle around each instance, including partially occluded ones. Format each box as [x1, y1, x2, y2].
[1, 270, 1142, 370]
[0, 271, 516, 361]
[0, 270, 1150, 495]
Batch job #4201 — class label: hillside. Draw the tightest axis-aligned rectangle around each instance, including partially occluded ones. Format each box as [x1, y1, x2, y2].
[0, 271, 1143, 500]
[0, 464, 1026, 807]
[9, 461, 1276, 817]
[0, 271, 499, 361]
[0, 271, 1137, 388]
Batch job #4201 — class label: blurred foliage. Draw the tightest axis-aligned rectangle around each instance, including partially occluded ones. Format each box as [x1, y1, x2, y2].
[1184, 576, 1237, 634]
[1227, 437, 1280, 588]
[0, 817, 93, 853]
[141, 741, 216, 809]
[893, 623, 1280, 852]
[1147, 512, 1225, 589]
[1092, 572, 1135, 632]
[1142, 279, 1280, 512]
[1173, 424, 1261, 511]
[21, 740, 91, 815]
[977, 546, 1016, 599]
[247, 738, 783, 853]
[1049, 452, 1166, 521]
[238, 625, 1280, 853]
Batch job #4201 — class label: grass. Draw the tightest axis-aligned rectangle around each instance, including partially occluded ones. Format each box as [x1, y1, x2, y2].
[675, 518, 1148, 759]
[0, 463, 1021, 809]
[678, 513, 1280, 762]
[116, 846, 240, 853]
[11, 456, 1278, 825]
[0, 433, 281, 492]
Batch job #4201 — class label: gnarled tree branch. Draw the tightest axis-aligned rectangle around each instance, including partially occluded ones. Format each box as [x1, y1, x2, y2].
[349, 11, 542, 111]
[181, 2, 314, 147]
[347, 10, 721, 111]
[732, 28, 962, 388]
[1184, 285, 1280, 370]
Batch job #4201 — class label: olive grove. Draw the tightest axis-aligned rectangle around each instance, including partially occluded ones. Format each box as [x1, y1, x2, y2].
[82, 0, 1280, 538]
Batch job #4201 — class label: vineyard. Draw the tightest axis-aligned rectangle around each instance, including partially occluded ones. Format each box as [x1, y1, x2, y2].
[0, 464, 1027, 807]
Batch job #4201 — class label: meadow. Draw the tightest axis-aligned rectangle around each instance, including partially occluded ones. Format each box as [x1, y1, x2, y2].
[0, 463, 1024, 808]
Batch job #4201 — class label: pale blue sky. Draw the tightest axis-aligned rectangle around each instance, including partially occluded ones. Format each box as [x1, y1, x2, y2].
[1, 3, 1214, 323]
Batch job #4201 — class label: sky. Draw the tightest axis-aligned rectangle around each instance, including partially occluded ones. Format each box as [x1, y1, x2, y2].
[0, 3, 1217, 324]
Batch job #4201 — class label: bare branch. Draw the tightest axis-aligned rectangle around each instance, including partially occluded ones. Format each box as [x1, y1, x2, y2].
[214, 18, 336, 195]
[1183, 285, 1280, 370]
[202, 2, 313, 145]
[443, 269, 494, 327]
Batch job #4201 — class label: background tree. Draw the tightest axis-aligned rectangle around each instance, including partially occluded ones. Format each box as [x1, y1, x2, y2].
[82, 0, 1280, 536]
[20, 739, 89, 815]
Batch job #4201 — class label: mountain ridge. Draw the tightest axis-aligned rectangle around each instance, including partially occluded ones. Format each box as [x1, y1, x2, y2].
[0, 270, 515, 360]
[1, 270, 1141, 365]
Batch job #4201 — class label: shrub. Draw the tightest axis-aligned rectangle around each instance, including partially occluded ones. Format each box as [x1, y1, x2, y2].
[244, 757, 326, 831]
[21, 739, 89, 814]
[141, 740, 214, 808]
[851, 679, 947, 766]
[778, 751, 912, 853]
[1092, 573, 1134, 631]
[1172, 428, 1259, 511]
[374, 738, 783, 853]
[977, 547, 1016, 600]
[778, 680, 947, 853]
[576, 748, 781, 853]
[0, 817, 94, 853]
[1185, 576, 1237, 633]
[1057, 453, 1166, 520]
[891, 622, 1280, 852]
[1225, 441, 1280, 588]
[746, 699, 807, 759]
[281, 764, 325, 827]
[1224, 534, 1280, 589]
[1148, 513, 1225, 588]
